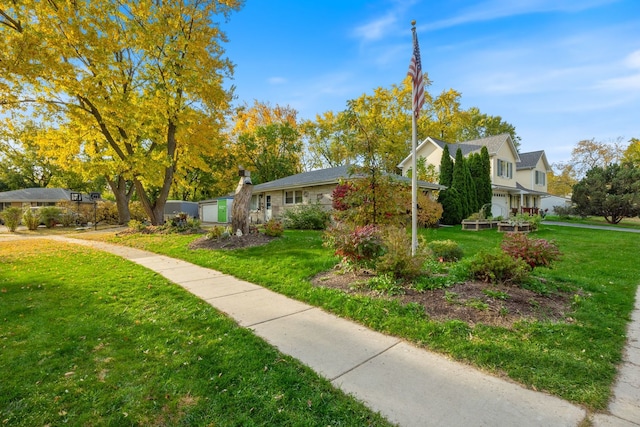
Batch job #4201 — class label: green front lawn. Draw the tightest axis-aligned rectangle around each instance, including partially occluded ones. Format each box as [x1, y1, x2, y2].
[0, 239, 392, 426]
[75, 224, 640, 410]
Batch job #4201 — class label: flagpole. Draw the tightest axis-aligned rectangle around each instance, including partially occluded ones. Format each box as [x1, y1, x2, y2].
[410, 20, 418, 256]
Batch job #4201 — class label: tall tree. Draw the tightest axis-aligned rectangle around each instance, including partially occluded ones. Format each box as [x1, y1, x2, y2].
[0, 121, 57, 189]
[467, 148, 492, 214]
[451, 148, 470, 218]
[461, 107, 520, 150]
[230, 101, 303, 184]
[301, 111, 356, 170]
[547, 164, 578, 196]
[0, 0, 240, 224]
[572, 163, 640, 223]
[622, 138, 640, 167]
[566, 138, 626, 178]
[438, 144, 454, 187]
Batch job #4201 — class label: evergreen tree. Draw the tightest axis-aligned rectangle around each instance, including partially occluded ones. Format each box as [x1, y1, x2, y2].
[439, 144, 454, 187]
[438, 187, 463, 225]
[451, 148, 469, 218]
[479, 146, 493, 210]
[465, 159, 478, 215]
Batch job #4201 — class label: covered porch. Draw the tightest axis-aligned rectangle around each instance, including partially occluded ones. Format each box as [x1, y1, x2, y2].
[509, 184, 548, 216]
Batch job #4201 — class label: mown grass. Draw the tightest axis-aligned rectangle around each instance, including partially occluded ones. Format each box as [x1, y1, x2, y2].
[544, 214, 640, 230]
[0, 239, 392, 426]
[74, 224, 640, 410]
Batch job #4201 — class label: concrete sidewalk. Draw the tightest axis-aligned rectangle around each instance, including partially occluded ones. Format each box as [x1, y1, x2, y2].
[9, 234, 640, 426]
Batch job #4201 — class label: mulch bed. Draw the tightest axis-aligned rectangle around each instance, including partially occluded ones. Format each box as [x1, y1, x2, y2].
[188, 233, 277, 250]
[310, 269, 574, 328]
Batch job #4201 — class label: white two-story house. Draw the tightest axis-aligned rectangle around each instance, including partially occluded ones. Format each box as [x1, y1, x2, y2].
[398, 134, 551, 218]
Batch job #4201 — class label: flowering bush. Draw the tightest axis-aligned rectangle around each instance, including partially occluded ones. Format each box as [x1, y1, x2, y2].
[500, 232, 561, 269]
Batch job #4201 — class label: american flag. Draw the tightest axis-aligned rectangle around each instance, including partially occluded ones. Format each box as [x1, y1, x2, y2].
[408, 28, 425, 118]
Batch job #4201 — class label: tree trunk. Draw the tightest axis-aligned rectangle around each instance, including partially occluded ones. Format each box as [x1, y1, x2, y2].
[107, 175, 132, 225]
[134, 121, 178, 225]
[231, 170, 253, 235]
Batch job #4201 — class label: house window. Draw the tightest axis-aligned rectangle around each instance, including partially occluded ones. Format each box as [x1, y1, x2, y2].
[535, 170, 546, 185]
[497, 159, 513, 178]
[250, 195, 259, 211]
[285, 190, 303, 205]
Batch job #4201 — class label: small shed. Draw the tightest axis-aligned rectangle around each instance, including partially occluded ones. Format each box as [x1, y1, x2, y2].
[163, 200, 199, 221]
[199, 196, 233, 224]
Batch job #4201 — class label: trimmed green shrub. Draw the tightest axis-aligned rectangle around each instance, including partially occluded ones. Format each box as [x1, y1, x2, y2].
[22, 208, 40, 230]
[428, 239, 464, 262]
[38, 206, 62, 228]
[467, 248, 530, 285]
[282, 203, 331, 230]
[1, 207, 22, 232]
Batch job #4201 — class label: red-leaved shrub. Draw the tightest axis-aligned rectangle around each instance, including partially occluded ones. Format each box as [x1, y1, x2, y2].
[500, 232, 561, 269]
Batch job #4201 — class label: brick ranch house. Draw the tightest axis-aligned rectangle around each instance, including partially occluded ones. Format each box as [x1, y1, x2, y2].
[239, 165, 443, 224]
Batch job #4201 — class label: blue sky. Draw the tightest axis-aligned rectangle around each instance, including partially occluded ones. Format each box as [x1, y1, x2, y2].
[222, 0, 640, 164]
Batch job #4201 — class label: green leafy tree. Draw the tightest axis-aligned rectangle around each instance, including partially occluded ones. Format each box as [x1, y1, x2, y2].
[572, 163, 640, 224]
[234, 123, 302, 185]
[301, 111, 357, 169]
[462, 107, 521, 150]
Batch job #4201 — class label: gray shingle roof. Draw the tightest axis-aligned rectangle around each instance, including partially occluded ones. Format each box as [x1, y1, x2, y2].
[0, 188, 78, 202]
[431, 140, 482, 158]
[516, 150, 544, 170]
[462, 133, 513, 156]
[252, 165, 352, 192]
[251, 165, 442, 193]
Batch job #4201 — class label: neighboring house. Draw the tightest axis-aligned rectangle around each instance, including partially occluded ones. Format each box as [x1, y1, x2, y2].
[0, 188, 94, 212]
[540, 194, 572, 213]
[398, 134, 552, 218]
[245, 165, 443, 224]
[163, 200, 199, 221]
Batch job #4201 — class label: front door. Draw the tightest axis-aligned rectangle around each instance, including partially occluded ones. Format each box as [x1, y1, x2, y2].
[265, 195, 272, 221]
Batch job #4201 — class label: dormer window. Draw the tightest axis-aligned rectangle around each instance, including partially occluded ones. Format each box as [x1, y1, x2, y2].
[497, 159, 513, 178]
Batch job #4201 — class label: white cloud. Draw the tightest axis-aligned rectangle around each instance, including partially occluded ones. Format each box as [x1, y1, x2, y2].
[353, 13, 398, 42]
[597, 50, 640, 91]
[267, 77, 287, 85]
[426, 0, 619, 31]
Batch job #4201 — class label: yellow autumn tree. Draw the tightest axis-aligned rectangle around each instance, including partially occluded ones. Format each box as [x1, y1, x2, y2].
[229, 101, 303, 184]
[623, 138, 640, 167]
[0, 0, 241, 224]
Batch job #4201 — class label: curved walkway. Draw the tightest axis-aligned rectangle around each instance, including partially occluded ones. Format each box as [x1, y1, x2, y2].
[2, 232, 639, 426]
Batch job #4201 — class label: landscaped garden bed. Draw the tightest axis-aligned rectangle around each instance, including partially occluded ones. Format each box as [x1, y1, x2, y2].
[461, 219, 499, 231]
